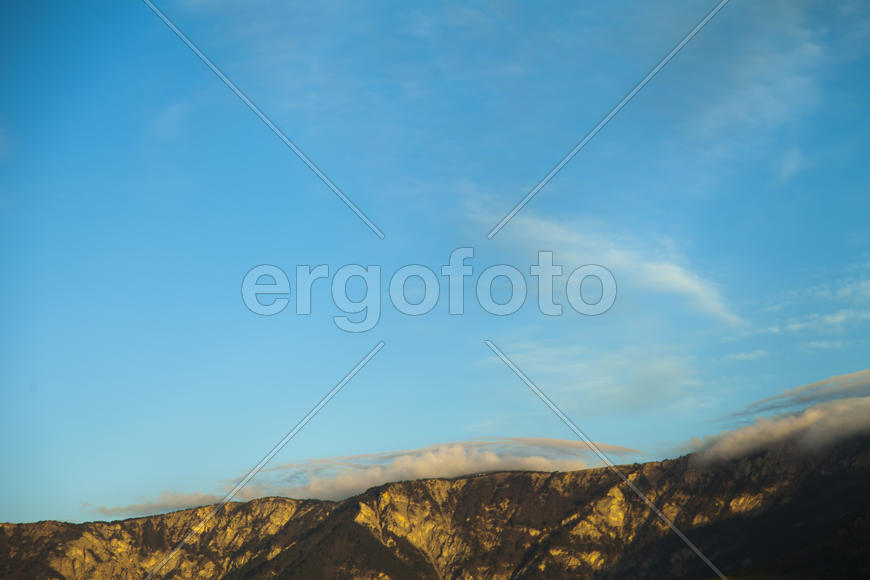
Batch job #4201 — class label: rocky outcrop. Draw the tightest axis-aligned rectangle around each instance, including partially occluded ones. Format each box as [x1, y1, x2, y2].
[2, 436, 869, 579]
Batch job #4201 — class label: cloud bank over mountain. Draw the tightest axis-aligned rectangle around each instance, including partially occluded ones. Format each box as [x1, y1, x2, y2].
[693, 370, 870, 461]
[93, 437, 641, 517]
[93, 371, 870, 518]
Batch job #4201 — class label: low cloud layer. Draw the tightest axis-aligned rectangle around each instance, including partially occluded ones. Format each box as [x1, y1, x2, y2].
[93, 437, 641, 518]
[693, 370, 870, 462]
[90, 491, 225, 518]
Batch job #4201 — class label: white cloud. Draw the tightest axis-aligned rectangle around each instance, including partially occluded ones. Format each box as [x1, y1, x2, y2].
[729, 349, 769, 361]
[92, 438, 641, 517]
[831, 280, 870, 301]
[491, 215, 742, 325]
[755, 266, 870, 345]
[782, 309, 870, 334]
[91, 491, 223, 518]
[264, 438, 640, 500]
[694, 396, 870, 462]
[691, 370, 870, 462]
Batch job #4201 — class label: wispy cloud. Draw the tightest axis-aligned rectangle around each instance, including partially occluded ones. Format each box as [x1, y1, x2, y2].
[781, 309, 870, 334]
[838, 280, 870, 300]
[739, 369, 870, 416]
[90, 437, 641, 518]
[754, 263, 870, 347]
[778, 147, 806, 180]
[486, 214, 742, 325]
[694, 24, 822, 137]
[147, 102, 191, 140]
[802, 340, 844, 351]
[492, 340, 701, 410]
[728, 349, 769, 361]
[672, 1, 870, 192]
[773, 263, 870, 307]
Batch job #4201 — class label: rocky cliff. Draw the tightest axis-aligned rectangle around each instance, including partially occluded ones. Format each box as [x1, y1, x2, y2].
[2, 435, 868, 579]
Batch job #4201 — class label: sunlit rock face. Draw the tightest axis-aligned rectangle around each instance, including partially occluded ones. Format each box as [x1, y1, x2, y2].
[2, 436, 869, 579]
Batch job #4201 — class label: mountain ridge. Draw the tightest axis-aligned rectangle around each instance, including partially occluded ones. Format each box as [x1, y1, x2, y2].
[2, 435, 868, 579]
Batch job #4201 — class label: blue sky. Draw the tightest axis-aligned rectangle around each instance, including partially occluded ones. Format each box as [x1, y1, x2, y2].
[1, 0, 869, 523]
